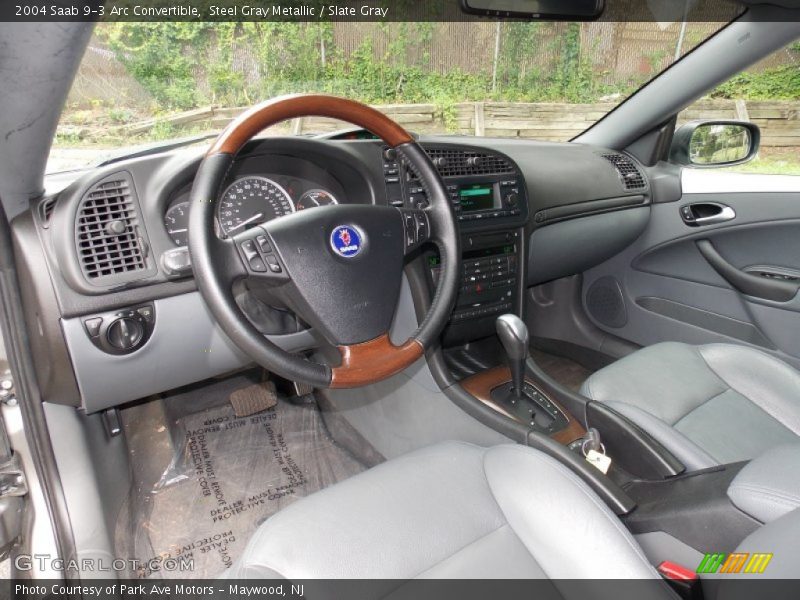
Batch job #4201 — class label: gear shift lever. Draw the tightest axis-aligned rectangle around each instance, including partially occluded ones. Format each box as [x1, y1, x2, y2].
[496, 314, 529, 400]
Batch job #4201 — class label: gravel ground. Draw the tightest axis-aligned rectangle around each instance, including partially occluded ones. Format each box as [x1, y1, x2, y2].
[47, 147, 112, 173]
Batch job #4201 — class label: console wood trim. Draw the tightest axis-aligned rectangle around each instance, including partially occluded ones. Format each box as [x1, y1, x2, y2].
[460, 366, 585, 445]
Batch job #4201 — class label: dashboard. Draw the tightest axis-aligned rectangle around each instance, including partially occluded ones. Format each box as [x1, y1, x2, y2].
[18, 133, 657, 414]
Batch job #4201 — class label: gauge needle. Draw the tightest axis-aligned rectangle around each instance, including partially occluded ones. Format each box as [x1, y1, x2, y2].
[227, 213, 264, 233]
[168, 228, 188, 233]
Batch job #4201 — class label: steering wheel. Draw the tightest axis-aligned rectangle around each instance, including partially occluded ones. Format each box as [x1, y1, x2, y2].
[188, 94, 460, 389]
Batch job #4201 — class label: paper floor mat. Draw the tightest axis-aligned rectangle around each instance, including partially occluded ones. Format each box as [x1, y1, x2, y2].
[118, 390, 364, 579]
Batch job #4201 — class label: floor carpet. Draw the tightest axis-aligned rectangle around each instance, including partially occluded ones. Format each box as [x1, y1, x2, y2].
[116, 371, 365, 579]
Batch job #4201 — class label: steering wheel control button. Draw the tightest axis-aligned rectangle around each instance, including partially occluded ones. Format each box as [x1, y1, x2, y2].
[401, 209, 430, 253]
[240, 239, 259, 258]
[248, 256, 268, 272]
[403, 213, 416, 245]
[265, 255, 281, 273]
[414, 213, 429, 240]
[256, 235, 272, 254]
[330, 225, 364, 258]
[233, 229, 287, 280]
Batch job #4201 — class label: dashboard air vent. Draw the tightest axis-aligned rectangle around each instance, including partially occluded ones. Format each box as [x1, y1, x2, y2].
[39, 197, 57, 226]
[75, 173, 149, 283]
[602, 153, 646, 190]
[425, 148, 515, 177]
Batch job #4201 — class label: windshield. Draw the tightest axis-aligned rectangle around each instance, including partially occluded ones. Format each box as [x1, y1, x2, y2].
[49, 20, 730, 173]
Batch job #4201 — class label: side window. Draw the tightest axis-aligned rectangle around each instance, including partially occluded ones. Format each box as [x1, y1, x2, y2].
[679, 40, 800, 175]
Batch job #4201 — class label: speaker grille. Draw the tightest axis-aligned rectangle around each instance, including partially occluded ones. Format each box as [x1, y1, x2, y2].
[586, 277, 627, 328]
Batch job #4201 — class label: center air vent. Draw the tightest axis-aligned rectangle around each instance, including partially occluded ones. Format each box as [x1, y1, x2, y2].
[425, 148, 515, 177]
[602, 153, 646, 191]
[75, 173, 152, 285]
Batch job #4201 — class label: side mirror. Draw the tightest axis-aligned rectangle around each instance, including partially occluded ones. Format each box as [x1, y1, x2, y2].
[670, 120, 760, 168]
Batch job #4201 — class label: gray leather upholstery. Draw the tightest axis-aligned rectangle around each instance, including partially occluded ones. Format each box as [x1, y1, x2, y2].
[581, 342, 800, 469]
[720, 507, 800, 584]
[224, 441, 670, 584]
[728, 443, 800, 524]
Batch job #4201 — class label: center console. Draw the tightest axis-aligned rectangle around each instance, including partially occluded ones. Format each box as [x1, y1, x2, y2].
[434, 232, 521, 342]
[460, 314, 586, 446]
[384, 144, 587, 443]
[383, 143, 529, 344]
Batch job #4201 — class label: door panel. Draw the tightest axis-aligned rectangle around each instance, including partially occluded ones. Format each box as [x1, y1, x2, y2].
[582, 172, 800, 369]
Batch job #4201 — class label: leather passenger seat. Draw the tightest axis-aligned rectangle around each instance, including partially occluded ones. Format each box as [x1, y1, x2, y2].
[580, 342, 800, 470]
[224, 442, 674, 584]
[223, 441, 798, 587]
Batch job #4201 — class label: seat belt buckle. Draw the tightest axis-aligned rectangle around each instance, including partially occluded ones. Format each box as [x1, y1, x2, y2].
[657, 561, 702, 600]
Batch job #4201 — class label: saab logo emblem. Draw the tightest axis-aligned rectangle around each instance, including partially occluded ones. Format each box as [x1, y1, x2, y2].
[330, 225, 363, 258]
[696, 552, 773, 574]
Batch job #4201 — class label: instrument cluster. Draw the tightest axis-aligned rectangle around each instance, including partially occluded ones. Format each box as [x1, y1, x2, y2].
[164, 174, 340, 247]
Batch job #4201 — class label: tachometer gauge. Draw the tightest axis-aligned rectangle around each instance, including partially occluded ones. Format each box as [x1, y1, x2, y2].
[164, 201, 190, 246]
[217, 176, 294, 236]
[296, 189, 338, 211]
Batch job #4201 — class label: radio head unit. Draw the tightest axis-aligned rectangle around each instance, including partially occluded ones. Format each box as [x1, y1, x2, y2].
[454, 178, 522, 222]
[383, 144, 527, 226]
[458, 183, 497, 212]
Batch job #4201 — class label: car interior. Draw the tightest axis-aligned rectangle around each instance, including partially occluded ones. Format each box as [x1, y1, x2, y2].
[1, 2, 800, 596]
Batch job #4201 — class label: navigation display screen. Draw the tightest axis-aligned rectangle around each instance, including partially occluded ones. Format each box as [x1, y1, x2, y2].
[459, 183, 496, 212]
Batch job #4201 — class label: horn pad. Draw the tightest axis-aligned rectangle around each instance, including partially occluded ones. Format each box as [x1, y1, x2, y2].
[264, 204, 405, 345]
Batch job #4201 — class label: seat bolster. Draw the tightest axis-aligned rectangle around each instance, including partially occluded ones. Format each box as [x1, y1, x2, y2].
[727, 443, 800, 524]
[482, 445, 665, 581]
[605, 402, 718, 471]
[223, 441, 508, 580]
[717, 507, 800, 584]
[698, 344, 800, 436]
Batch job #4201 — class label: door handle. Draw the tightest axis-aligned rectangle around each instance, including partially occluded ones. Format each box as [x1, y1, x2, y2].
[680, 202, 736, 226]
[696, 239, 799, 302]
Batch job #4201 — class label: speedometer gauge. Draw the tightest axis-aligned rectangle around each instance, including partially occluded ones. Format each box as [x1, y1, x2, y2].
[297, 189, 338, 211]
[217, 176, 294, 236]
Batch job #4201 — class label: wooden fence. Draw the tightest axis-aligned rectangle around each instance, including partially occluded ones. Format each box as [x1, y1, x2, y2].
[70, 100, 800, 148]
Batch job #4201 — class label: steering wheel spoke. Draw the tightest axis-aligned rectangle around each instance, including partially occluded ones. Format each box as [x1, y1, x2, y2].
[230, 226, 291, 285]
[399, 207, 432, 255]
[197, 234, 247, 289]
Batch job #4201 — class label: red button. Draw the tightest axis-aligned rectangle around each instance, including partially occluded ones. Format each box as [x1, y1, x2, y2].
[657, 561, 697, 581]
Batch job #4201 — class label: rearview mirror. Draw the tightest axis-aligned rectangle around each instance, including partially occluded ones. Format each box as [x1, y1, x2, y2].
[670, 120, 760, 168]
[460, 0, 604, 19]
